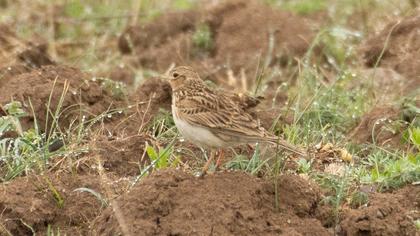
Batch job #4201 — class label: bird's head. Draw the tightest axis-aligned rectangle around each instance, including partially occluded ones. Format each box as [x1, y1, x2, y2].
[166, 66, 202, 91]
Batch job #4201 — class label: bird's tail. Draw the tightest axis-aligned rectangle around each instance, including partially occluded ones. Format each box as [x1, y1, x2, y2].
[267, 136, 307, 157]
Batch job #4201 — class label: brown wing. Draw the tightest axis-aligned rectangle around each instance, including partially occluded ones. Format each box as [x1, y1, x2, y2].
[176, 90, 273, 143]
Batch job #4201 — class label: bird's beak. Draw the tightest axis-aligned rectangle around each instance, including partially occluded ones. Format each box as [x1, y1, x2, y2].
[160, 74, 176, 89]
[159, 74, 172, 80]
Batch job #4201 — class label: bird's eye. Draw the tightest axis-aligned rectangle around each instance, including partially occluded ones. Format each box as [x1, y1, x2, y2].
[172, 72, 179, 78]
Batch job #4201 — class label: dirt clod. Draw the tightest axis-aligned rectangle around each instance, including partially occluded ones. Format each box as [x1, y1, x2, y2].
[95, 134, 152, 177]
[340, 186, 419, 236]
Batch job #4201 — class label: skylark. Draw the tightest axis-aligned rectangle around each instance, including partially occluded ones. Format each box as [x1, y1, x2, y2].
[167, 66, 306, 174]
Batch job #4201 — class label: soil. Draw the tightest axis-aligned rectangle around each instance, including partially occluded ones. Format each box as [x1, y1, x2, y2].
[362, 12, 420, 91]
[101, 77, 172, 138]
[348, 100, 420, 149]
[95, 134, 153, 177]
[340, 185, 419, 236]
[0, 24, 54, 81]
[1, 168, 417, 235]
[352, 12, 420, 148]
[0, 171, 106, 235]
[349, 105, 403, 147]
[0, 65, 116, 133]
[118, 0, 315, 88]
[131, 77, 172, 112]
[91, 169, 333, 236]
[356, 68, 408, 102]
[102, 65, 135, 87]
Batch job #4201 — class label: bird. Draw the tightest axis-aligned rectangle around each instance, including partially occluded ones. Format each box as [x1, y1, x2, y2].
[166, 66, 306, 175]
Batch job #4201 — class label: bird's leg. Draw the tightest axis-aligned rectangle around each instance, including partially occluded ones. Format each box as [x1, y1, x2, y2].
[246, 144, 254, 153]
[200, 147, 208, 159]
[200, 149, 215, 177]
[215, 149, 225, 171]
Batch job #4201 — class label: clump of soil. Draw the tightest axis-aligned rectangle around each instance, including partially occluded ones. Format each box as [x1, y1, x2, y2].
[92, 169, 332, 236]
[95, 134, 153, 177]
[0, 24, 54, 82]
[340, 185, 419, 235]
[349, 105, 405, 147]
[119, 0, 315, 84]
[0, 172, 106, 235]
[362, 13, 420, 90]
[131, 77, 172, 112]
[0, 65, 115, 133]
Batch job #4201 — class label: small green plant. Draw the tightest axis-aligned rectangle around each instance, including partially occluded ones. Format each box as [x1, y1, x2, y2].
[288, 67, 370, 146]
[94, 77, 127, 100]
[276, 0, 327, 15]
[192, 23, 213, 53]
[359, 149, 420, 191]
[46, 225, 61, 236]
[1, 101, 26, 135]
[0, 95, 72, 181]
[148, 109, 177, 140]
[130, 138, 178, 188]
[349, 191, 369, 208]
[44, 177, 65, 208]
[401, 97, 420, 127]
[172, 0, 195, 10]
[146, 144, 178, 169]
[414, 219, 420, 230]
[296, 158, 312, 174]
[319, 27, 361, 68]
[315, 172, 350, 206]
[74, 187, 108, 208]
[226, 145, 269, 175]
[314, 169, 351, 226]
[408, 127, 420, 150]
[0, 102, 49, 181]
[0, 85, 115, 181]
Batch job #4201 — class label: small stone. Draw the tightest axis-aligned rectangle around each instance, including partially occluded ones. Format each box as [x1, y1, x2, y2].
[376, 209, 385, 219]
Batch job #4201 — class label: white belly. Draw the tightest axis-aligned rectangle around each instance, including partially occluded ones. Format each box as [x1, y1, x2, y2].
[172, 105, 224, 148]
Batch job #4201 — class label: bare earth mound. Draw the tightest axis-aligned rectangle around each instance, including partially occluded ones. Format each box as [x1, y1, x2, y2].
[0, 24, 54, 83]
[363, 12, 420, 91]
[119, 0, 314, 82]
[0, 172, 105, 235]
[0, 65, 115, 132]
[92, 169, 332, 236]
